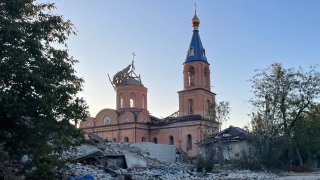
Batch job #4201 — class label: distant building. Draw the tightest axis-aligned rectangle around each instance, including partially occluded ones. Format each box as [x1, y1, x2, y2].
[198, 126, 250, 161]
[80, 12, 219, 157]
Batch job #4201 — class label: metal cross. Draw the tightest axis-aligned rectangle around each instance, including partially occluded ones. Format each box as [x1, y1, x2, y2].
[131, 51, 136, 69]
[132, 51, 136, 61]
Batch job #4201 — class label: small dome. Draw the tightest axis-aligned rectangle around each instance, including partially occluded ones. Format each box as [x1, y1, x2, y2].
[192, 14, 200, 28]
[111, 60, 143, 87]
[125, 76, 142, 85]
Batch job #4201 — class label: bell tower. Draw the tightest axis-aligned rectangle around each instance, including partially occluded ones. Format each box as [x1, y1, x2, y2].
[178, 12, 215, 118]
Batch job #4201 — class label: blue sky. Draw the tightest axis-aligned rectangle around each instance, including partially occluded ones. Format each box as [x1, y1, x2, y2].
[43, 0, 320, 128]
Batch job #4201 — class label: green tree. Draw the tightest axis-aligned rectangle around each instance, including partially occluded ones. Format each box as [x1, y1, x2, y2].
[249, 63, 320, 168]
[208, 101, 230, 129]
[291, 105, 320, 167]
[0, 0, 88, 177]
[215, 101, 230, 131]
[250, 112, 287, 169]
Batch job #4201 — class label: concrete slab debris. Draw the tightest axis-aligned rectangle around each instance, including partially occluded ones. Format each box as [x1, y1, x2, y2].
[130, 142, 176, 163]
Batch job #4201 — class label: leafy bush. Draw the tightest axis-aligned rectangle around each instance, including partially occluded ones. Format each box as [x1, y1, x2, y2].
[196, 157, 214, 172]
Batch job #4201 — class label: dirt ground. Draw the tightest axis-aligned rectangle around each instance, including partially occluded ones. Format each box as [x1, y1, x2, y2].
[279, 170, 320, 180]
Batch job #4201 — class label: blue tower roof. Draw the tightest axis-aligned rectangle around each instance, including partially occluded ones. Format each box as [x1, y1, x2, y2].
[185, 14, 208, 63]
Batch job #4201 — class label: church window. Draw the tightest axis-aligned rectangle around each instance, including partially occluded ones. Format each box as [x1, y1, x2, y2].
[188, 99, 194, 114]
[187, 134, 192, 150]
[187, 66, 195, 87]
[86, 122, 92, 127]
[141, 137, 146, 142]
[120, 94, 124, 108]
[124, 117, 130, 123]
[130, 93, 136, 108]
[188, 47, 194, 56]
[204, 67, 209, 88]
[169, 136, 174, 145]
[103, 116, 111, 125]
[130, 99, 134, 108]
[142, 95, 145, 109]
[152, 137, 158, 144]
[124, 137, 129, 142]
[207, 99, 211, 116]
[202, 48, 206, 57]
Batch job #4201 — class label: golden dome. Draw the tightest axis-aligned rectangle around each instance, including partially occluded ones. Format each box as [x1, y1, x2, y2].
[192, 14, 200, 29]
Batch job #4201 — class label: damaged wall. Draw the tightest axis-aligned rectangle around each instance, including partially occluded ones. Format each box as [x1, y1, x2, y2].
[131, 142, 176, 163]
[198, 141, 251, 162]
[221, 141, 250, 161]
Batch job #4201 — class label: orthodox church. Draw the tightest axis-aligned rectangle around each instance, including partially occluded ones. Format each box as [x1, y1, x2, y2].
[80, 12, 219, 157]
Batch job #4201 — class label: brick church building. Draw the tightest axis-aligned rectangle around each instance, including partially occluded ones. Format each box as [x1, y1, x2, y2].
[80, 12, 219, 157]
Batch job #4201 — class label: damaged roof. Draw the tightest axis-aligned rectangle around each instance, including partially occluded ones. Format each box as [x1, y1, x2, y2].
[216, 126, 248, 141]
[198, 126, 248, 146]
[150, 115, 218, 126]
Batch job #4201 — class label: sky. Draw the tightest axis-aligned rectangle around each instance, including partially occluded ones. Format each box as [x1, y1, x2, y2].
[40, 0, 320, 128]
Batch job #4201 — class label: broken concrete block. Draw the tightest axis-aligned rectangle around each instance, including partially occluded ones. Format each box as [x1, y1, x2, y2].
[88, 133, 105, 144]
[124, 153, 147, 168]
[73, 145, 104, 162]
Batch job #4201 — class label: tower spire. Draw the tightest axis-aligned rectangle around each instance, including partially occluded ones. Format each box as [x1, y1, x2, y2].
[194, 0, 197, 15]
[192, 1, 200, 31]
[185, 5, 207, 63]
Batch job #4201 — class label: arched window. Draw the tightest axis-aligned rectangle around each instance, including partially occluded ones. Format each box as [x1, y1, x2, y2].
[86, 122, 92, 127]
[152, 137, 158, 144]
[187, 66, 195, 87]
[103, 116, 111, 125]
[142, 95, 145, 109]
[141, 137, 146, 142]
[119, 93, 124, 108]
[124, 137, 129, 142]
[169, 136, 174, 145]
[130, 93, 136, 108]
[207, 99, 211, 116]
[187, 134, 192, 150]
[189, 47, 194, 56]
[124, 117, 130, 123]
[188, 99, 194, 115]
[130, 99, 134, 108]
[204, 67, 209, 88]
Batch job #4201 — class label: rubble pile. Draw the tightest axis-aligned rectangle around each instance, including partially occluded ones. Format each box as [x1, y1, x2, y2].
[207, 170, 279, 180]
[65, 163, 112, 179]
[63, 134, 168, 178]
[63, 134, 278, 180]
[124, 168, 278, 180]
[127, 168, 195, 180]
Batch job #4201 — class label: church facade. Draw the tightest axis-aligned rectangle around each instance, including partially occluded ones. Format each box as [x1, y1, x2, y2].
[80, 13, 219, 157]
